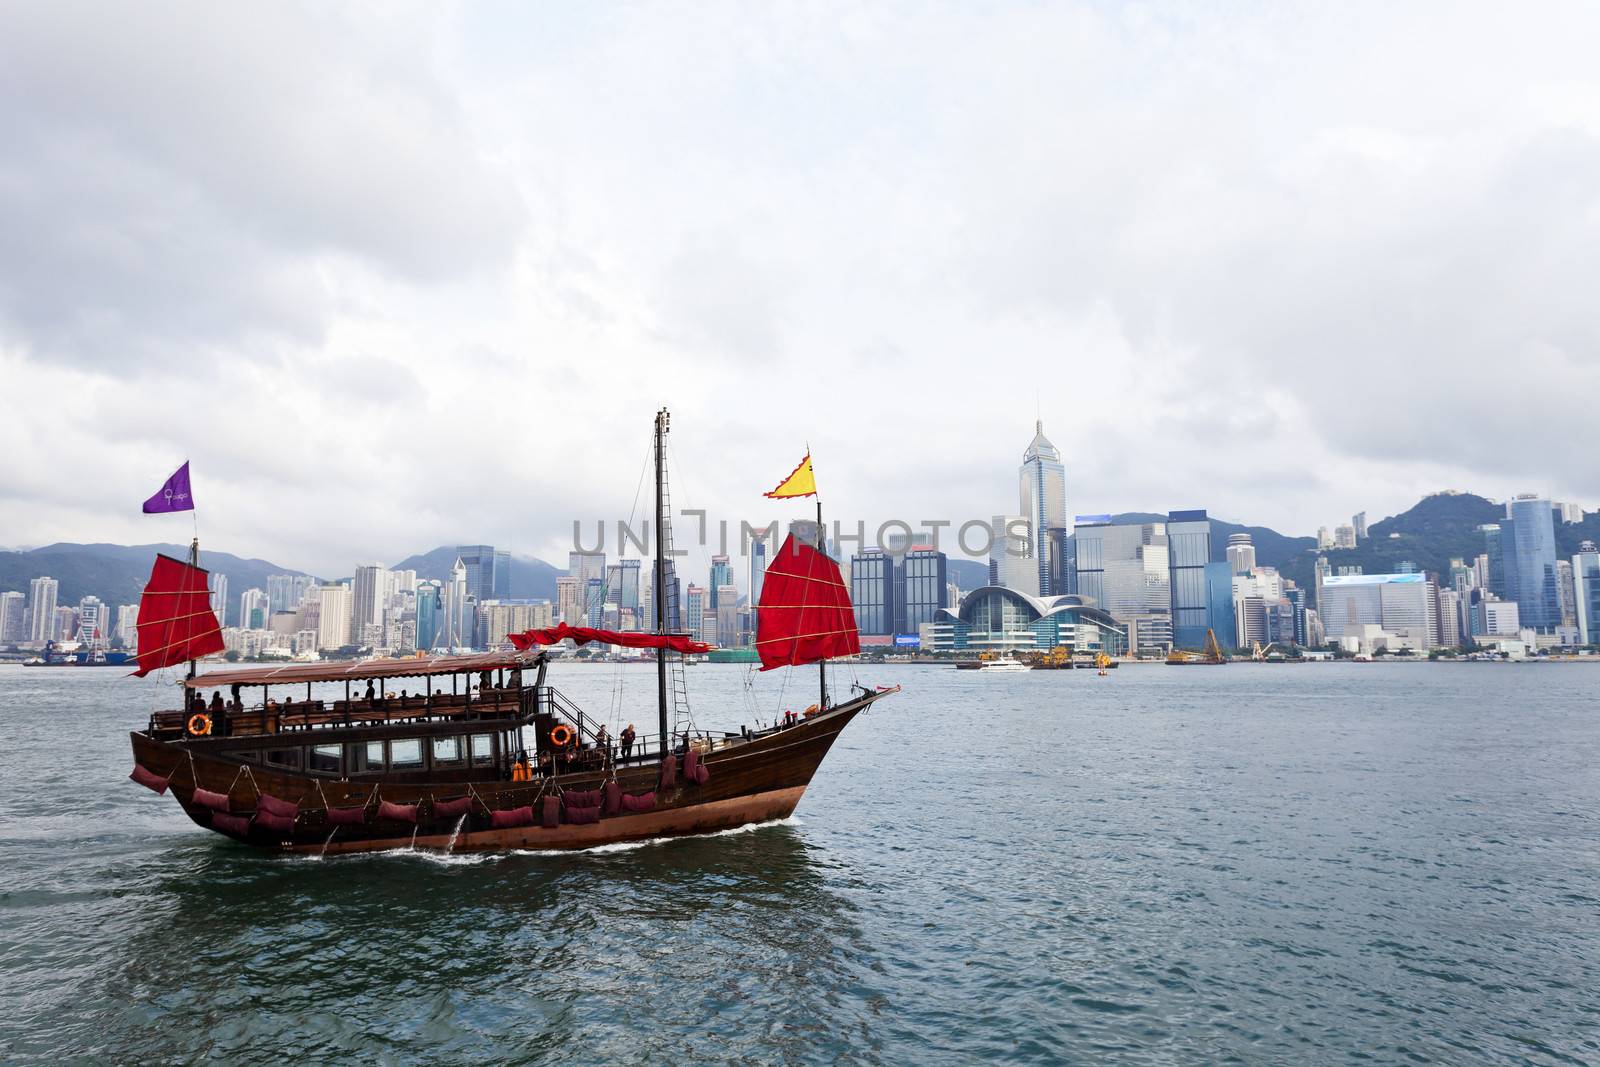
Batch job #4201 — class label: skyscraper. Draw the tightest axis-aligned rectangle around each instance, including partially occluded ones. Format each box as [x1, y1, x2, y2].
[850, 550, 896, 636]
[209, 573, 228, 627]
[1573, 542, 1600, 646]
[317, 585, 352, 649]
[555, 576, 581, 626]
[1226, 532, 1256, 576]
[686, 584, 707, 643]
[415, 580, 442, 650]
[606, 559, 642, 625]
[716, 585, 740, 649]
[457, 546, 504, 606]
[443, 558, 471, 647]
[989, 515, 1036, 594]
[1506, 494, 1560, 632]
[1167, 510, 1212, 649]
[352, 564, 386, 635]
[76, 596, 107, 650]
[749, 534, 770, 608]
[28, 576, 58, 646]
[0, 591, 25, 645]
[493, 550, 511, 600]
[1019, 421, 1067, 595]
[709, 555, 732, 608]
[900, 546, 948, 633]
[239, 588, 269, 630]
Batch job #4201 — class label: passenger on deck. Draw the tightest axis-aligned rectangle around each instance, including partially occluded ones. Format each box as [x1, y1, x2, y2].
[189, 690, 205, 714]
[594, 724, 610, 760]
[511, 750, 533, 782]
[209, 691, 224, 714]
[364, 681, 376, 703]
[620, 723, 636, 761]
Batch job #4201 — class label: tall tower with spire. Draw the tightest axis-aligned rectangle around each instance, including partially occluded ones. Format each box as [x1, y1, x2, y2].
[1019, 420, 1068, 595]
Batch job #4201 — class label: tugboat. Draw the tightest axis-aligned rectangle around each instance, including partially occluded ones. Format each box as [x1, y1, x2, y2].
[126, 410, 897, 853]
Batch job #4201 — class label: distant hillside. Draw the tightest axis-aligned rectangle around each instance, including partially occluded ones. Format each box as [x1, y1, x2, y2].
[0, 543, 315, 627]
[391, 547, 562, 601]
[1280, 492, 1504, 589]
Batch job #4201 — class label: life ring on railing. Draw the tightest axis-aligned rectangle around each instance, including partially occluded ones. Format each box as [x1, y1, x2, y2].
[549, 723, 574, 747]
[186, 712, 212, 737]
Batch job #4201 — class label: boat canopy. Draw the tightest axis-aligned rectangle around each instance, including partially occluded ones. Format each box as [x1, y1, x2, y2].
[755, 533, 860, 671]
[132, 555, 225, 678]
[180, 650, 543, 689]
[507, 622, 711, 655]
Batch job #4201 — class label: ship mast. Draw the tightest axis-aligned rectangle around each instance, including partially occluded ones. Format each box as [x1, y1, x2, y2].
[817, 498, 827, 711]
[654, 408, 669, 752]
[188, 534, 199, 681]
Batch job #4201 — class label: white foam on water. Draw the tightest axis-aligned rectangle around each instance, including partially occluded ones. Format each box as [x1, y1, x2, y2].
[509, 815, 802, 858]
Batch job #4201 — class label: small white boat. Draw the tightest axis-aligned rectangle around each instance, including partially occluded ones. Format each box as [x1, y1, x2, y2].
[977, 656, 1031, 672]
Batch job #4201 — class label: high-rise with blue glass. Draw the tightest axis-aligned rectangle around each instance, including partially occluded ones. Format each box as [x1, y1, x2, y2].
[1504, 494, 1560, 632]
[1166, 510, 1212, 649]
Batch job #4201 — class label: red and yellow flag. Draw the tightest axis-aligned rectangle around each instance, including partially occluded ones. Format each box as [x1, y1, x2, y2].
[764, 453, 817, 499]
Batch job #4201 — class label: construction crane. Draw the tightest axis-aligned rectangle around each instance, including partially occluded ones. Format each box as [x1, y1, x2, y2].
[1167, 629, 1228, 665]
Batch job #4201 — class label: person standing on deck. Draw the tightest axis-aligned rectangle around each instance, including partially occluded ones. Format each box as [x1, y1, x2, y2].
[620, 724, 636, 762]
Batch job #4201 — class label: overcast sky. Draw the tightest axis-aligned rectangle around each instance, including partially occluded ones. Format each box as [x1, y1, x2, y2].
[2, 2, 1596, 577]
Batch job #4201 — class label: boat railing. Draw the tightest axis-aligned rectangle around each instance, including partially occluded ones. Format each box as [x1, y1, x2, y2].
[147, 687, 529, 738]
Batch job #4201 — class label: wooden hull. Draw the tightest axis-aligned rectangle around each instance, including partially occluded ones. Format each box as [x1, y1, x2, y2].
[129, 691, 889, 855]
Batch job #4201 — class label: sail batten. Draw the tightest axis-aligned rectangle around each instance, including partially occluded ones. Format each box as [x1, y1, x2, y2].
[131, 554, 224, 677]
[755, 534, 859, 671]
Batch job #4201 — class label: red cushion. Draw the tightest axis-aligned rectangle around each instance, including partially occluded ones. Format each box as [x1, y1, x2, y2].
[327, 805, 367, 825]
[620, 790, 656, 813]
[490, 805, 534, 829]
[256, 810, 295, 834]
[542, 795, 561, 828]
[603, 781, 622, 816]
[192, 787, 231, 812]
[129, 764, 169, 794]
[212, 812, 250, 835]
[257, 793, 299, 819]
[564, 803, 601, 825]
[378, 800, 418, 823]
[564, 788, 602, 808]
[432, 796, 473, 819]
[659, 754, 677, 789]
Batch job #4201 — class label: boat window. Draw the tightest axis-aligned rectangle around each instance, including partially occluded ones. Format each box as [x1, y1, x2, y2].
[309, 744, 341, 772]
[391, 739, 423, 768]
[365, 741, 386, 768]
[470, 733, 494, 765]
[265, 748, 300, 770]
[432, 737, 462, 764]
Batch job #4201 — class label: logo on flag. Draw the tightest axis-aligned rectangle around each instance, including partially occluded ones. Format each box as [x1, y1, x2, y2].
[142, 461, 194, 514]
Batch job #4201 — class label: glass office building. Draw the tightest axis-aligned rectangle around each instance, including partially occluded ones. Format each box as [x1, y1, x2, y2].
[1019, 421, 1068, 595]
[1507, 494, 1560, 631]
[850, 550, 895, 635]
[1167, 510, 1212, 649]
[900, 547, 949, 633]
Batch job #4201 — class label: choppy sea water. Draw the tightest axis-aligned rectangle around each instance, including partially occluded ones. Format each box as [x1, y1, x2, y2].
[1, 661, 1597, 1064]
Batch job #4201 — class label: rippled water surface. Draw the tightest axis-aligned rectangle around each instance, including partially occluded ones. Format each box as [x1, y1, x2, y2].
[2, 661, 1597, 1064]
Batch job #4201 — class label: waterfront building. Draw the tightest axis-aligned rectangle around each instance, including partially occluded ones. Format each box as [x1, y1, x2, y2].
[850, 550, 895, 636]
[1480, 596, 1521, 636]
[1503, 494, 1560, 632]
[0, 591, 25, 645]
[478, 600, 551, 649]
[1353, 512, 1369, 540]
[208, 573, 228, 627]
[1204, 562, 1235, 649]
[457, 545, 506, 606]
[316, 585, 352, 649]
[1556, 560, 1577, 629]
[28, 576, 58, 647]
[988, 514, 1036, 594]
[1573, 543, 1600, 645]
[1167, 510, 1212, 649]
[901, 546, 949, 634]
[604, 560, 642, 626]
[1320, 573, 1434, 647]
[1126, 613, 1173, 656]
[74, 596, 107, 650]
[1333, 525, 1357, 549]
[442, 558, 472, 647]
[1317, 526, 1333, 549]
[1234, 595, 1270, 649]
[52, 606, 76, 643]
[1226, 533, 1256, 576]
[1018, 421, 1068, 595]
[686, 584, 706, 644]
[1436, 587, 1463, 648]
[1077, 520, 1167, 621]
[583, 578, 605, 628]
[926, 587, 1127, 657]
[114, 603, 138, 648]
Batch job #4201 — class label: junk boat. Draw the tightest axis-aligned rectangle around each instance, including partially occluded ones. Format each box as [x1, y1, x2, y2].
[126, 410, 897, 854]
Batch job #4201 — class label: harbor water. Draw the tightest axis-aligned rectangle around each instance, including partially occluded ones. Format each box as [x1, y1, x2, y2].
[1, 661, 1596, 1064]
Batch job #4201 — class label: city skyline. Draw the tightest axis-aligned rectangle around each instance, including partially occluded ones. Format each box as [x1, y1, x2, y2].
[3, 6, 1598, 577]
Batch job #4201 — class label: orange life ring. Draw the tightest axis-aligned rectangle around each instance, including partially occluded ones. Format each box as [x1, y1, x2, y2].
[186, 712, 212, 737]
[549, 724, 574, 747]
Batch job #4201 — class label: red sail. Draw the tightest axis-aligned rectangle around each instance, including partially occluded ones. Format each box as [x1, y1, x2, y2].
[131, 554, 225, 677]
[756, 534, 860, 671]
[506, 622, 711, 655]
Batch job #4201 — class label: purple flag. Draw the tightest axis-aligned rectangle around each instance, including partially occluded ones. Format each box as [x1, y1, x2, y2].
[142, 461, 194, 514]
